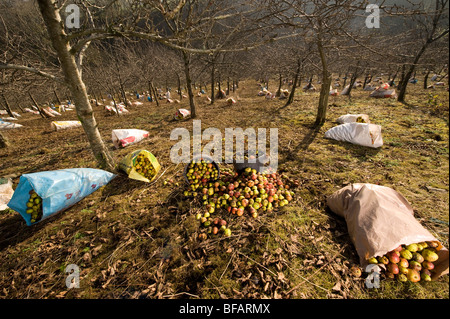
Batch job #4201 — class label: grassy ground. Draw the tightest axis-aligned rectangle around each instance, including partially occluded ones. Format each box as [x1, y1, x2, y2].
[0, 80, 448, 299]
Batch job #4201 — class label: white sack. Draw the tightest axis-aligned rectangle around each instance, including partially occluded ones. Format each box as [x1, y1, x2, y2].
[336, 114, 370, 124]
[324, 122, 383, 148]
[112, 129, 149, 149]
[0, 122, 23, 130]
[51, 121, 82, 131]
[0, 178, 14, 211]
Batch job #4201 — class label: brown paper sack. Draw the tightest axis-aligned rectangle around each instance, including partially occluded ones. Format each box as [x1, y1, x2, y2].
[326, 183, 449, 280]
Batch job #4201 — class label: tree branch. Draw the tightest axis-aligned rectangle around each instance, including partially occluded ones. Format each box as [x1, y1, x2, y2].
[0, 63, 66, 85]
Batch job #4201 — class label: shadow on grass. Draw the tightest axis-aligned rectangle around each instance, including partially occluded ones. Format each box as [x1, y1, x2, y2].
[0, 208, 64, 252]
[100, 173, 145, 199]
[324, 138, 382, 162]
[280, 123, 322, 163]
[323, 206, 360, 263]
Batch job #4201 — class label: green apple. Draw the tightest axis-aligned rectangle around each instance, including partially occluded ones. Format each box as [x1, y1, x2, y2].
[422, 249, 439, 262]
[406, 243, 418, 252]
[400, 249, 413, 260]
[398, 266, 409, 275]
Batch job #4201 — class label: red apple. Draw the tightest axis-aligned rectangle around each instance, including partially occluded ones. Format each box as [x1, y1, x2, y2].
[422, 261, 435, 270]
[387, 263, 399, 275]
[409, 260, 422, 272]
[388, 252, 400, 264]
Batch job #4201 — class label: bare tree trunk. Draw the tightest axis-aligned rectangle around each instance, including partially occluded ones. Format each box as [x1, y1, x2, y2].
[118, 77, 128, 107]
[93, 92, 99, 106]
[182, 51, 196, 118]
[13, 95, 25, 113]
[363, 74, 370, 89]
[345, 68, 360, 97]
[276, 73, 282, 97]
[0, 132, 9, 148]
[150, 81, 159, 107]
[424, 70, 431, 89]
[342, 72, 348, 88]
[398, 40, 430, 102]
[37, 0, 114, 171]
[1, 94, 15, 118]
[152, 85, 159, 106]
[210, 60, 215, 104]
[111, 95, 120, 116]
[53, 89, 62, 105]
[284, 59, 301, 108]
[177, 73, 182, 100]
[315, 29, 331, 127]
[28, 92, 47, 119]
[389, 69, 398, 87]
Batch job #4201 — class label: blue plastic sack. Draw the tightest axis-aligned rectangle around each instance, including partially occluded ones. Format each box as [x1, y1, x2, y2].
[8, 168, 116, 226]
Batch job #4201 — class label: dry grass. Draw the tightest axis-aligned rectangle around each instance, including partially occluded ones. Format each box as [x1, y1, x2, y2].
[0, 80, 448, 299]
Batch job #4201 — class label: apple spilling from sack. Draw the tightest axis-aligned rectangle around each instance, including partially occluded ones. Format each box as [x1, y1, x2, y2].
[367, 241, 443, 282]
[134, 153, 157, 180]
[25, 190, 43, 223]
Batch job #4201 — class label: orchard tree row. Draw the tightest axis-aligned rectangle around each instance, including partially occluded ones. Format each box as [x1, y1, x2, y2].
[0, 0, 448, 170]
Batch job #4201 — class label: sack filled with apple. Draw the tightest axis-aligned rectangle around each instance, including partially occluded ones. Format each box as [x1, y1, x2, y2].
[7, 168, 116, 226]
[119, 149, 161, 183]
[326, 183, 449, 282]
[367, 241, 444, 282]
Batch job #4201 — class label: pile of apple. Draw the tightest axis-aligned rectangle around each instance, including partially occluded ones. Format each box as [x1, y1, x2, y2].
[367, 241, 442, 282]
[185, 158, 220, 191]
[25, 190, 43, 224]
[134, 153, 157, 180]
[183, 159, 299, 240]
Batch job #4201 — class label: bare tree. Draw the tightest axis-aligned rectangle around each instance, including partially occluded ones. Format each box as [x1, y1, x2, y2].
[395, 0, 449, 102]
